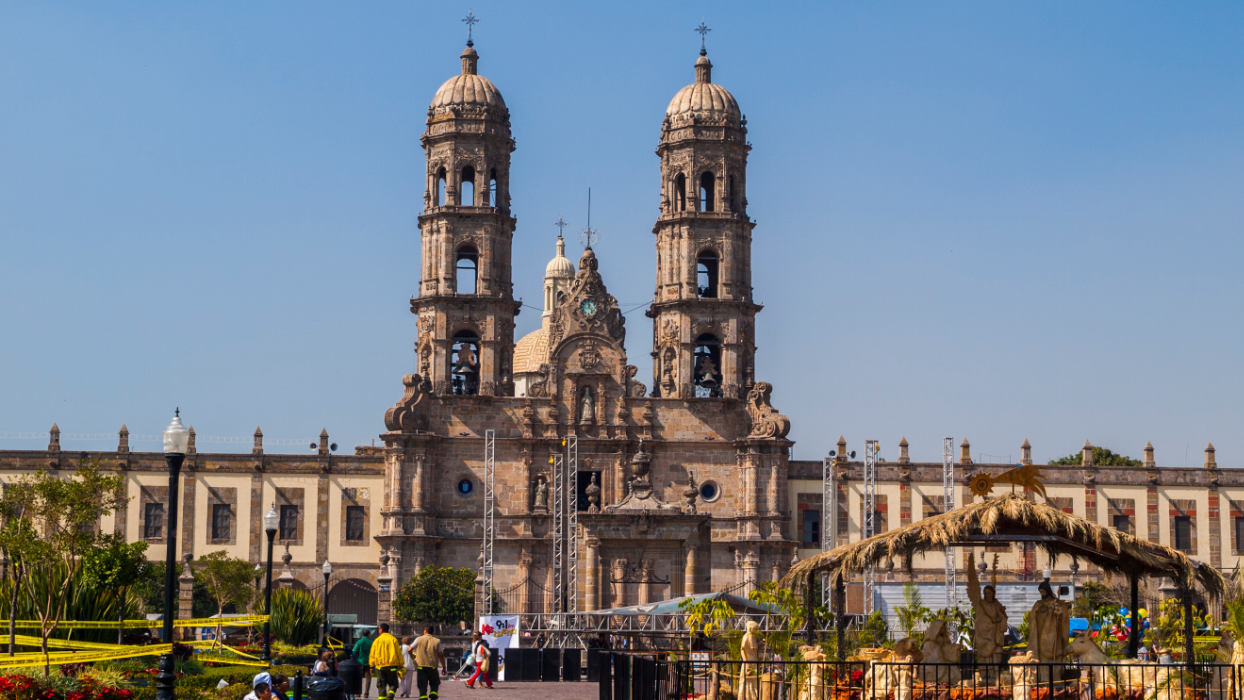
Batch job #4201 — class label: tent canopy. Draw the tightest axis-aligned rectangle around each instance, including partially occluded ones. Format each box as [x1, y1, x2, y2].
[780, 493, 1224, 600]
[591, 590, 777, 617]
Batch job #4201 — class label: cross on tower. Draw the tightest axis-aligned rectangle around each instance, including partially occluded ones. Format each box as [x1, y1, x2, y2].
[463, 10, 479, 46]
[554, 216, 568, 238]
[694, 20, 711, 52]
[580, 226, 599, 250]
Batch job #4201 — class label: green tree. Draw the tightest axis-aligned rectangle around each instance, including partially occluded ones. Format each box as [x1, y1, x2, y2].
[0, 460, 124, 667]
[678, 595, 736, 651]
[194, 550, 258, 645]
[393, 566, 475, 625]
[1049, 447, 1142, 467]
[894, 582, 931, 639]
[80, 535, 151, 644]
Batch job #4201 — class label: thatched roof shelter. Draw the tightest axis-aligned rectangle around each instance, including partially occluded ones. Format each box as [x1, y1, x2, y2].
[781, 493, 1224, 599]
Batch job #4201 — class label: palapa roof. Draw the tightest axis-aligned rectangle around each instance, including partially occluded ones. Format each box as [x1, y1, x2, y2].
[781, 493, 1224, 600]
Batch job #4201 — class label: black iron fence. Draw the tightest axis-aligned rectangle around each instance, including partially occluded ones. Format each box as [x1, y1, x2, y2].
[600, 655, 1244, 700]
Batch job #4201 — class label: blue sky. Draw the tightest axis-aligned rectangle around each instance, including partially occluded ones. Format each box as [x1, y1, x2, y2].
[1, 2, 1241, 466]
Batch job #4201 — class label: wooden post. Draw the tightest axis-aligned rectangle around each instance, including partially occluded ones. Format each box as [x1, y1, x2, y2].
[1128, 574, 1140, 658]
[835, 577, 846, 661]
[1183, 590, 1195, 670]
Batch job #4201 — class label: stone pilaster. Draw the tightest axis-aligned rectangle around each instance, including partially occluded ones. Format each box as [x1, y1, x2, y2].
[899, 483, 912, 527]
[249, 472, 264, 564]
[377, 552, 394, 625]
[583, 540, 598, 611]
[684, 544, 698, 596]
[315, 474, 330, 564]
[180, 470, 196, 563]
[178, 556, 194, 639]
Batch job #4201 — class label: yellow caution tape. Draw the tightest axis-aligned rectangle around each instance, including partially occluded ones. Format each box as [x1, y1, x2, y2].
[0, 615, 269, 630]
[0, 639, 270, 671]
[219, 642, 264, 661]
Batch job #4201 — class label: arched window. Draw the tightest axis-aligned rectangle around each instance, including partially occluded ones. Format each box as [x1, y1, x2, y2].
[451, 330, 481, 396]
[488, 168, 498, 208]
[693, 333, 723, 398]
[455, 245, 478, 294]
[460, 166, 476, 206]
[699, 172, 715, 212]
[436, 167, 447, 207]
[674, 173, 687, 212]
[696, 251, 719, 298]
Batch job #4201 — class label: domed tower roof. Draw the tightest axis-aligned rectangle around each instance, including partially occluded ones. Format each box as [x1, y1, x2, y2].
[429, 44, 507, 113]
[665, 50, 742, 125]
[544, 235, 575, 279]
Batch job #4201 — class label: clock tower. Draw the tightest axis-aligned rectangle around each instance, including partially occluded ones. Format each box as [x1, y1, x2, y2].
[648, 48, 759, 399]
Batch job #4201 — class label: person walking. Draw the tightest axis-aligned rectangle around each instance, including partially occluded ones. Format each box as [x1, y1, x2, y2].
[465, 633, 493, 689]
[412, 625, 446, 700]
[399, 636, 416, 698]
[369, 623, 404, 700]
[353, 630, 375, 697]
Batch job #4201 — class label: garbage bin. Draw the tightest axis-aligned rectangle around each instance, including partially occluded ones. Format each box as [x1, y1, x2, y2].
[337, 656, 364, 695]
[305, 676, 345, 700]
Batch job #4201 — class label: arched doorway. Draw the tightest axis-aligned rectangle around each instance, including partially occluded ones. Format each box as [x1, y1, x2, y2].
[327, 578, 378, 627]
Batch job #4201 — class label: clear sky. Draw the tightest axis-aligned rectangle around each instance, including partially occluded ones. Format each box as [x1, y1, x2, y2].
[2, 1, 1241, 466]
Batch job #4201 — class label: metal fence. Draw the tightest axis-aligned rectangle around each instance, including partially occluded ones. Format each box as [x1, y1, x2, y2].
[602, 656, 1244, 700]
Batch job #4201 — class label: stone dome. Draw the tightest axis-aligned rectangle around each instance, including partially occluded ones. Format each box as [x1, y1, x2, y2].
[665, 52, 741, 123]
[513, 327, 550, 374]
[429, 45, 507, 111]
[544, 236, 575, 279]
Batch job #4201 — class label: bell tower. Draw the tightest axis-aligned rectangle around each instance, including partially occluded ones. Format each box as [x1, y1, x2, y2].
[648, 48, 759, 399]
[411, 41, 520, 396]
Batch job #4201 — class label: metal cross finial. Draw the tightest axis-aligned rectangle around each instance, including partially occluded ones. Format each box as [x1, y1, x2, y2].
[554, 216, 568, 238]
[462, 10, 479, 46]
[580, 188, 599, 249]
[695, 20, 711, 52]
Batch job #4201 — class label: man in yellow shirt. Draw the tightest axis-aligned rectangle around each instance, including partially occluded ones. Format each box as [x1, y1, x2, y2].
[368, 623, 405, 700]
[412, 625, 446, 700]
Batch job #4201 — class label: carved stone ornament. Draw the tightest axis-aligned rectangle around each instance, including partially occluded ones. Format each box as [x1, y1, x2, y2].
[625, 365, 647, 398]
[384, 373, 429, 432]
[550, 248, 626, 344]
[527, 364, 551, 398]
[605, 445, 680, 513]
[585, 473, 601, 513]
[745, 382, 791, 439]
[579, 339, 602, 371]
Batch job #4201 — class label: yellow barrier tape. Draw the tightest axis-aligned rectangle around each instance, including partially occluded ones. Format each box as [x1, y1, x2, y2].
[198, 654, 272, 668]
[0, 639, 263, 671]
[8, 635, 128, 652]
[219, 642, 264, 662]
[0, 615, 269, 630]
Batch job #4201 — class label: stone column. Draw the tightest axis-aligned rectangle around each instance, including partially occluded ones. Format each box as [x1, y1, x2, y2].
[742, 551, 759, 594]
[638, 560, 652, 606]
[684, 544, 698, 596]
[178, 555, 194, 639]
[377, 552, 394, 625]
[315, 474, 330, 565]
[584, 539, 599, 611]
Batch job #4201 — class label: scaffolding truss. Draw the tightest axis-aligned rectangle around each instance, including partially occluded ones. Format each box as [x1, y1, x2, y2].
[482, 429, 496, 614]
[565, 435, 579, 615]
[862, 440, 878, 613]
[943, 436, 955, 608]
[551, 453, 564, 613]
[821, 455, 834, 605]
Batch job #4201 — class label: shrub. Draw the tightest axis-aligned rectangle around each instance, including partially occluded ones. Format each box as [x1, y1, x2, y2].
[271, 588, 324, 646]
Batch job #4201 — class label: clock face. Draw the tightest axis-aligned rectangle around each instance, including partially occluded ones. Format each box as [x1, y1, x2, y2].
[580, 299, 598, 316]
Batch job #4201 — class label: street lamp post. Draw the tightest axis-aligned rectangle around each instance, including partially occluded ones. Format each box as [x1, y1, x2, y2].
[321, 560, 332, 645]
[156, 410, 189, 700]
[262, 506, 279, 664]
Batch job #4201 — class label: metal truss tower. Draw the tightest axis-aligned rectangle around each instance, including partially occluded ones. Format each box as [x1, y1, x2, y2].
[863, 439, 879, 613]
[565, 436, 579, 616]
[821, 455, 835, 605]
[551, 453, 565, 613]
[943, 436, 955, 608]
[482, 429, 496, 614]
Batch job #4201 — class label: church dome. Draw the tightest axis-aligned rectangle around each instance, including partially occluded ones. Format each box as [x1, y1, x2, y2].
[544, 235, 575, 279]
[430, 45, 507, 111]
[513, 327, 550, 374]
[665, 52, 741, 124]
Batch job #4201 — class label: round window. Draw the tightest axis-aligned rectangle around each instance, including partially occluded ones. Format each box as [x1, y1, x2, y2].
[456, 478, 474, 496]
[699, 480, 720, 502]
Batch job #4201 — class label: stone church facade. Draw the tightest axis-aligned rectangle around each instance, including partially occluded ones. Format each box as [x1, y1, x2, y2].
[0, 40, 1238, 622]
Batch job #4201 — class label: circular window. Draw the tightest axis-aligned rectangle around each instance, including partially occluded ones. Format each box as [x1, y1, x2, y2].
[699, 480, 720, 502]
[456, 478, 474, 496]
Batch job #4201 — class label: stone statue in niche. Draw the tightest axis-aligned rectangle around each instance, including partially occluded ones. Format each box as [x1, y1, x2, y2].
[578, 385, 596, 424]
[585, 472, 601, 513]
[532, 475, 548, 512]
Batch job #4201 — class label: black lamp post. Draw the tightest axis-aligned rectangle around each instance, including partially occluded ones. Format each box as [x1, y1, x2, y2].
[262, 505, 279, 664]
[156, 410, 189, 700]
[321, 560, 332, 645]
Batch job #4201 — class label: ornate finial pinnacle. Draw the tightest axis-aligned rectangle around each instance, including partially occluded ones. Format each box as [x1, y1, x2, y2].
[462, 10, 479, 46]
[554, 216, 568, 238]
[174, 407, 180, 418]
[695, 20, 711, 54]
